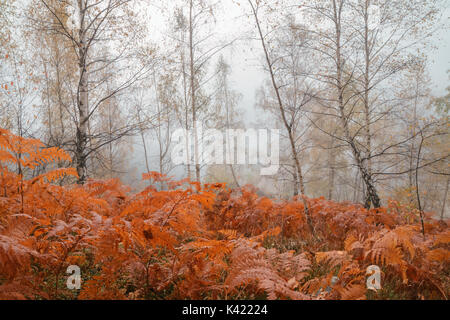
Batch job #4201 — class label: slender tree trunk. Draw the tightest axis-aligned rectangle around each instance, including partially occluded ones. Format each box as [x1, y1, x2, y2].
[154, 71, 165, 180]
[56, 57, 66, 143]
[223, 68, 240, 189]
[189, 0, 201, 183]
[224, 85, 241, 188]
[108, 103, 114, 178]
[363, 1, 372, 207]
[248, 0, 314, 235]
[328, 137, 336, 200]
[415, 132, 425, 238]
[409, 76, 420, 207]
[135, 104, 150, 175]
[441, 178, 449, 220]
[353, 170, 360, 203]
[332, 0, 380, 209]
[293, 167, 299, 197]
[75, 0, 89, 184]
[140, 130, 150, 174]
[43, 61, 54, 145]
[180, 47, 192, 180]
[185, 111, 192, 180]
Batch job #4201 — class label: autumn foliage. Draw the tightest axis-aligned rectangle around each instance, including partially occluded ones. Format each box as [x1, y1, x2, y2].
[0, 129, 448, 300]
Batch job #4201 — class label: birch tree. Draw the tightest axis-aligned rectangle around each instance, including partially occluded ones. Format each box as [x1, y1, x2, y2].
[35, 0, 152, 183]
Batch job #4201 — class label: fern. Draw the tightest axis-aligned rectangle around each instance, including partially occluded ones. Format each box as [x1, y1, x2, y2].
[0, 128, 448, 300]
